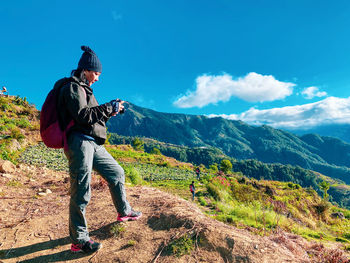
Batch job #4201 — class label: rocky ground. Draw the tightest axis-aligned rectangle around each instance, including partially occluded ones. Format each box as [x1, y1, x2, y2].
[0, 162, 349, 263]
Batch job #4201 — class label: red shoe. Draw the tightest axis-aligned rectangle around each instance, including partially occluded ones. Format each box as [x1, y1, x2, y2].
[71, 240, 102, 253]
[117, 210, 142, 222]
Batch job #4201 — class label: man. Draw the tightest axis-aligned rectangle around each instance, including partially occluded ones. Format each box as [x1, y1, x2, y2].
[195, 167, 201, 180]
[190, 181, 196, 201]
[0, 86, 7, 97]
[58, 46, 141, 253]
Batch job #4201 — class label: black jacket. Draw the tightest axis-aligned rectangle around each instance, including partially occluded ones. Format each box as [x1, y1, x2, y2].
[57, 76, 114, 145]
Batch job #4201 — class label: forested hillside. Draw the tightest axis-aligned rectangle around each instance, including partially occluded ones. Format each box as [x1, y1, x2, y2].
[107, 103, 350, 184]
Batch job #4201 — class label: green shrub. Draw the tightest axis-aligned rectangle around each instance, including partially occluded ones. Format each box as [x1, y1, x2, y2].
[159, 161, 170, 167]
[0, 96, 7, 104]
[0, 145, 10, 160]
[341, 210, 350, 219]
[198, 196, 208, 206]
[124, 166, 143, 185]
[10, 127, 24, 140]
[313, 200, 330, 218]
[343, 233, 350, 240]
[336, 237, 350, 243]
[232, 183, 261, 203]
[287, 182, 300, 189]
[220, 159, 232, 174]
[2, 116, 14, 125]
[132, 137, 144, 151]
[207, 182, 222, 201]
[206, 181, 233, 202]
[209, 163, 218, 173]
[167, 234, 194, 257]
[150, 147, 161, 155]
[1, 103, 12, 111]
[15, 118, 32, 129]
[307, 232, 322, 239]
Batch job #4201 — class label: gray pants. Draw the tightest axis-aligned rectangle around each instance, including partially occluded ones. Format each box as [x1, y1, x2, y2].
[65, 134, 131, 244]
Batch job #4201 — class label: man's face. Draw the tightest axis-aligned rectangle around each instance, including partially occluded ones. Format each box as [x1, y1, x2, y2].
[84, 70, 101, 86]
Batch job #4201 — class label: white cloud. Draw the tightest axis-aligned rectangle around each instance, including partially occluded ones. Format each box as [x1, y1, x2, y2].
[302, 86, 327, 99]
[173, 72, 295, 108]
[208, 97, 350, 129]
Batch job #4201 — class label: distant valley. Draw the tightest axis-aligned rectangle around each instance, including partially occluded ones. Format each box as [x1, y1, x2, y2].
[287, 124, 350, 144]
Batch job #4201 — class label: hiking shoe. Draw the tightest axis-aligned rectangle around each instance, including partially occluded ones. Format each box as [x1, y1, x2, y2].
[117, 210, 142, 222]
[71, 240, 102, 253]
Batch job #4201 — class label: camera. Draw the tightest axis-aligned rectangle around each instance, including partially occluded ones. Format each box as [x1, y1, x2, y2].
[116, 99, 125, 114]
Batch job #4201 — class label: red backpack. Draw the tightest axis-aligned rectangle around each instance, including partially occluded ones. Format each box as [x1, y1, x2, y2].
[190, 184, 194, 192]
[40, 77, 74, 148]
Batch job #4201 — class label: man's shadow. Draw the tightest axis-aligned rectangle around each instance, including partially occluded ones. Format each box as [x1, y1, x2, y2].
[0, 222, 115, 262]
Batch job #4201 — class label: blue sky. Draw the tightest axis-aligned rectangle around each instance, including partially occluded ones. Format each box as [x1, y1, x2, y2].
[2, 0, 350, 129]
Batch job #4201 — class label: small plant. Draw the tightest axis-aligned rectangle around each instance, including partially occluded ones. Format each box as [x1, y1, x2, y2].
[270, 199, 286, 229]
[0, 147, 10, 160]
[6, 180, 23, 187]
[14, 96, 28, 106]
[110, 223, 126, 238]
[10, 127, 25, 140]
[166, 234, 194, 257]
[314, 200, 330, 218]
[127, 240, 136, 246]
[319, 181, 330, 200]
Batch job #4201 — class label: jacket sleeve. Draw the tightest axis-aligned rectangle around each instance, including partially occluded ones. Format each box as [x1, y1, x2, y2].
[64, 83, 114, 126]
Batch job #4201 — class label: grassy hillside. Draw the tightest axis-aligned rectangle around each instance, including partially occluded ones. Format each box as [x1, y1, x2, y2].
[109, 134, 350, 209]
[0, 95, 40, 162]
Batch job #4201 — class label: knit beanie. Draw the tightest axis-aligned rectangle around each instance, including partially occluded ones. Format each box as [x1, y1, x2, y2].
[77, 46, 102, 72]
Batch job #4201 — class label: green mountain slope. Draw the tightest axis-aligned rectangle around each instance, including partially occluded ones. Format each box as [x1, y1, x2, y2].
[107, 103, 350, 184]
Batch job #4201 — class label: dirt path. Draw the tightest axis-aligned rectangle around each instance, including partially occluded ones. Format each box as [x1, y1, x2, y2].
[0, 165, 348, 262]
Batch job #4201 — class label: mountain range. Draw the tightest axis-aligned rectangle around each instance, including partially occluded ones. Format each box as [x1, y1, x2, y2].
[107, 103, 350, 184]
[287, 124, 350, 144]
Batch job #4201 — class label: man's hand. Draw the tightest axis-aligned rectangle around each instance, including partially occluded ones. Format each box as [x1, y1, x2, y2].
[111, 99, 126, 116]
[116, 99, 125, 114]
[117, 99, 125, 113]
